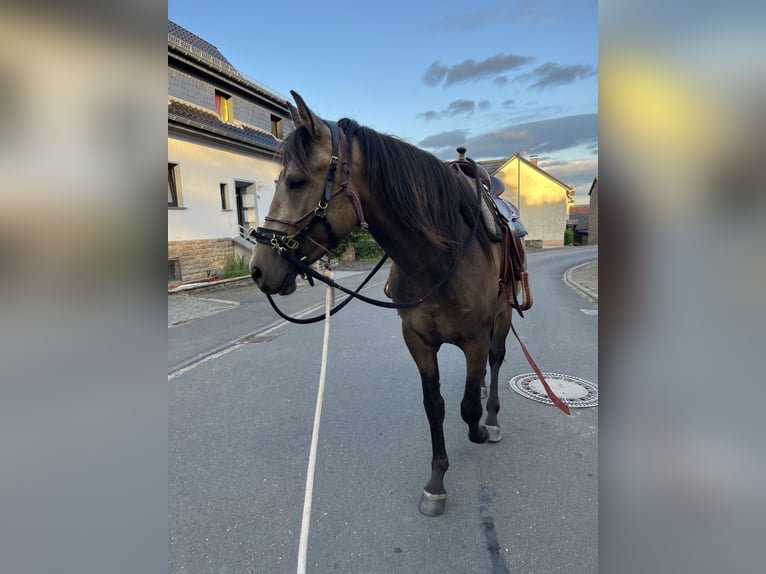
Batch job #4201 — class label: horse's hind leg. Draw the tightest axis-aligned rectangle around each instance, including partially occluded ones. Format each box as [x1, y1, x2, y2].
[402, 329, 449, 517]
[483, 315, 511, 443]
[460, 341, 490, 445]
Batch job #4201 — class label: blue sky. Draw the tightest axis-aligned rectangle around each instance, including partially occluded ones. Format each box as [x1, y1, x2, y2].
[168, 0, 597, 202]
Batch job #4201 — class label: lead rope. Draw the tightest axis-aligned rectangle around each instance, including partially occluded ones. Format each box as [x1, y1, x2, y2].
[296, 267, 335, 574]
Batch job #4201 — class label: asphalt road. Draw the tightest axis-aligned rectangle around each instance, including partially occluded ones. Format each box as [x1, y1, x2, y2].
[169, 246, 598, 574]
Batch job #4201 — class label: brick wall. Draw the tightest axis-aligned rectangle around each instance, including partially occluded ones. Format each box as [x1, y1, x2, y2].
[168, 238, 235, 283]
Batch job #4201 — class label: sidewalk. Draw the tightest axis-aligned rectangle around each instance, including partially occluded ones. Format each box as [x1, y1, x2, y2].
[565, 259, 598, 301]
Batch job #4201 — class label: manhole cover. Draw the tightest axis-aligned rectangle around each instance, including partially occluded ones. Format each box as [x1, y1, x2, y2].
[509, 372, 598, 408]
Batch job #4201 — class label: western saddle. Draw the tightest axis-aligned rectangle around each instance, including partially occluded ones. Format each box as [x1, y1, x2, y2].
[446, 147, 532, 315]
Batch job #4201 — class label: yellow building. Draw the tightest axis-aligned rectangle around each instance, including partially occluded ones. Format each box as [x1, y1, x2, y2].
[481, 154, 575, 247]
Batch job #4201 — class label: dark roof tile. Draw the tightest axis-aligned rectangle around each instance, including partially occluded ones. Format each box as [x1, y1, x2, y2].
[168, 20, 232, 67]
[168, 99, 281, 151]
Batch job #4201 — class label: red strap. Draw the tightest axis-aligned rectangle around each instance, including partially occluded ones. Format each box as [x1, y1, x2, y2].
[510, 322, 571, 416]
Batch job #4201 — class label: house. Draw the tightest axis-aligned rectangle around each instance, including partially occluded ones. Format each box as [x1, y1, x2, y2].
[479, 154, 575, 247]
[587, 176, 598, 245]
[167, 20, 294, 284]
[567, 204, 590, 245]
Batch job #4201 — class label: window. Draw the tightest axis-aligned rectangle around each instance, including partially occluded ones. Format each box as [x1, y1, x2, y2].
[220, 183, 230, 210]
[168, 163, 181, 207]
[271, 114, 283, 139]
[215, 90, 232, 122]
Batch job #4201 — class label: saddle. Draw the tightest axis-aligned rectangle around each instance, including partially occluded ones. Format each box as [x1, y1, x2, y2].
[446, 150, 532, 315]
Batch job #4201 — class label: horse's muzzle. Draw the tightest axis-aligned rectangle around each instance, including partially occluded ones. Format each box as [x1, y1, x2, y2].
[251, 264, 297, 296]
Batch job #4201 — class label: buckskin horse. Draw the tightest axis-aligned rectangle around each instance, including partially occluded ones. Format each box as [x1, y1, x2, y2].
[249, 91, 565, 516]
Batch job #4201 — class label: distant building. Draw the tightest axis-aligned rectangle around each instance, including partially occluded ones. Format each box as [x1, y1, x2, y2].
[167, 20, 294, 284]
[567, 204, 590, 245]
[479, 154, 575, 247]
[587, 177, 598, 245]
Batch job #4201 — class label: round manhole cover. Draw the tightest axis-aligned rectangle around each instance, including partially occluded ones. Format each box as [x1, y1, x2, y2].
[509, 373, 598, 408]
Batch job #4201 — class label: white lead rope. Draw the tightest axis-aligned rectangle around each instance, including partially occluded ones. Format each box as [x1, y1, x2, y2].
[296, 269, 335, 574]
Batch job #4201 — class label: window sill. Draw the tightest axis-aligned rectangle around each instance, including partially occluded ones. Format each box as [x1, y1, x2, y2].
[168, 206, 187, 210]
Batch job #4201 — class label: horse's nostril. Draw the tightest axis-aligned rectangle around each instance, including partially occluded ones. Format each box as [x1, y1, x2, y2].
[251, 267, 262, 283]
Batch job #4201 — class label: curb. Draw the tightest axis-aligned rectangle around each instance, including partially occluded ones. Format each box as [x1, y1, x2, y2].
[168, 275, 252, 294]
[564, 259, 598, 302]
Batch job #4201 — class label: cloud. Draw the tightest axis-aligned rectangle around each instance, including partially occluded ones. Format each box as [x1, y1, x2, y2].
[418, 110, 441, 121]
[436, 6, 497, 30]
[417, 129, 467, 149]
[423, 53, 534, 86]
[493, 76, 509, 86]
[515, 62, 597, 89]
[420, 113, 598, 160]
[446, 99, 476, 116]
[422, 62, 449, 86]
[419, 99, 491, 120]
[540, 157, 599, 191]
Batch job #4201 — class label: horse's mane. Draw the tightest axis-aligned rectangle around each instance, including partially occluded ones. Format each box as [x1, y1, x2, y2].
[279, 118, 490, 254]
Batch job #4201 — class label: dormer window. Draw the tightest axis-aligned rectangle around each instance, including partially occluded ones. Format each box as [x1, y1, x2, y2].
[271, 114, 283, 138]
[215, 90, 232, 122]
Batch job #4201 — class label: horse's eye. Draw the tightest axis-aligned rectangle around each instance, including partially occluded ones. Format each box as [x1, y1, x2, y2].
[286, 178, 306, 191]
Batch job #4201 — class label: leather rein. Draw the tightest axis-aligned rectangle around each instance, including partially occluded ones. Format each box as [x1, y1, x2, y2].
[249, 120, 484, 324]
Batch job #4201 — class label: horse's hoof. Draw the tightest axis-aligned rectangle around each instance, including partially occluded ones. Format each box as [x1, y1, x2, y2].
[484, 424, 502, 443]
[418, 490, 446, 517]
[469, 425, 488, 444]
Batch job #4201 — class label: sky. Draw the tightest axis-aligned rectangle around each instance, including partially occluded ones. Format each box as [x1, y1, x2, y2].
[168, 0, 598, 202]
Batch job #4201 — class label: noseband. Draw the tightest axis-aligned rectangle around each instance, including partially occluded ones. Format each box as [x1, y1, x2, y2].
[249, 121, 367, 265]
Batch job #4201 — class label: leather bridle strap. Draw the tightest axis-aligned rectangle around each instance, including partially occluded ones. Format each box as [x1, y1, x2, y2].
[252, 120, 362, 258]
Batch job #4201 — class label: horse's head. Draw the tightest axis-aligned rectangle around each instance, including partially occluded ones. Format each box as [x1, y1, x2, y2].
[250, 91, 361, 295]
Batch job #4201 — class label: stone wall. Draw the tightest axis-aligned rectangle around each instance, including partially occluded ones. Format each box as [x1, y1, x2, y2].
[168, 238, 234, 283]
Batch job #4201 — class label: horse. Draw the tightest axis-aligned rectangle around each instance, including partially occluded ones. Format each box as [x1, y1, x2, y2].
[249, 91, 534, 517]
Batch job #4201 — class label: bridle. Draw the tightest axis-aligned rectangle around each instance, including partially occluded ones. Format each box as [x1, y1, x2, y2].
[249, 119, 485, 323]
[249, 121, 367, 264]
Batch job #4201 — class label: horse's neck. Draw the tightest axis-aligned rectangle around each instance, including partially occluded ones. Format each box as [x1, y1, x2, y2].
[361, 185, 454, 281]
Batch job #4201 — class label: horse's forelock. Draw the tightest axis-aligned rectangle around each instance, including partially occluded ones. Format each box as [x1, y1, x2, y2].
[278, 125, 315, 174]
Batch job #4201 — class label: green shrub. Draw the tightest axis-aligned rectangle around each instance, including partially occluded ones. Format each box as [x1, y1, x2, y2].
[332, 229, 384, 260]
[223, 252, 249, 278]
[564, 228, 574, 246]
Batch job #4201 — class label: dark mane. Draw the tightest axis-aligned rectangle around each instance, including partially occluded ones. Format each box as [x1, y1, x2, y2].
[279, 119, 490, 254]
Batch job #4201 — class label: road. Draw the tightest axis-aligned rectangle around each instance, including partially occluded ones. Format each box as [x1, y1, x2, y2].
[169, 246, 598, 574]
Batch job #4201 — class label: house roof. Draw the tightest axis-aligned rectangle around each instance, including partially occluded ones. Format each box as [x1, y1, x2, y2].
[168, 97, 281, 153]
[489, 153, 575, 201]
[477, 158, 508, 173]
[168, 20, 233, 68]
[589, 176, 598, 196]
[569, 205, 589, 215]
[168, 20, 287, 104]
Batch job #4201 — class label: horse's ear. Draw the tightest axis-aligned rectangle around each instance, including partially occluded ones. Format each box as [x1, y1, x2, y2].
[290, 90, 324, 140]
[288, 101, 302, 128]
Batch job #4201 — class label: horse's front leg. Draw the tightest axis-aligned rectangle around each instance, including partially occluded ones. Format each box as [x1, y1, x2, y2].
[461, 341, 491, 444]
[402, 328, 448, 517]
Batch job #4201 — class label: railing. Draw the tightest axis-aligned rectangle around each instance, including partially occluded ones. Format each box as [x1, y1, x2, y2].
[235, 224, 257, 244]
